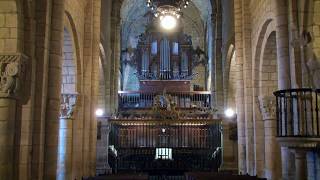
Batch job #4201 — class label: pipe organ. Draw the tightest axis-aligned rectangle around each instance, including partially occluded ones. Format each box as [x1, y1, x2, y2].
[107, 30, 220, 176]
[136, 32, 193, 80]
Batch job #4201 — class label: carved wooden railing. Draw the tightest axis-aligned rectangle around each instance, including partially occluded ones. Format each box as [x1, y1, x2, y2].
[118, 91, 212, 109]
[274, 89, 320, 138]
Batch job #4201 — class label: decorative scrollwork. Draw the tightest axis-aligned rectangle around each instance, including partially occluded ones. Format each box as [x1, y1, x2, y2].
[0, 53, 27, 98]
[152, 91, 180, 120]
[60, 93, 78, 118]
[258, 96, 276, 120]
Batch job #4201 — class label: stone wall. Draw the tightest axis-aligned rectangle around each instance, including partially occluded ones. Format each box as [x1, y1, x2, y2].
[0, 0, 101, 179]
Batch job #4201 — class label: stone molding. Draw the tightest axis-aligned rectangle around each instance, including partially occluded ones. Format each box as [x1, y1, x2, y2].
[277, 137, 320, 149]
[0, 53, 28, 99]
[258, 95, 276, 120]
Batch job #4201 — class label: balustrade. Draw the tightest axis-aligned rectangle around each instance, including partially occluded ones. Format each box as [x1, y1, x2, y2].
[118, 91, 211, 109]
[274, 89, 320, 138]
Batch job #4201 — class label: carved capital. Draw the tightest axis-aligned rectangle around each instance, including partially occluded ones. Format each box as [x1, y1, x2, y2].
[0, 53, 28, 99]
[258, 96, 276, 120]
[60, 93, 78, 118]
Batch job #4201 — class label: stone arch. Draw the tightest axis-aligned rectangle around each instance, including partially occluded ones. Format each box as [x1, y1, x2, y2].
[224, 44, 236, 108]
[259, 32, 278, 96]
[61, 28, 76, 94]
[64, 11, 82, 93]
[56, 12, 81, 180]
[251, 18, 276, 177]
[97, 53, 106, 110]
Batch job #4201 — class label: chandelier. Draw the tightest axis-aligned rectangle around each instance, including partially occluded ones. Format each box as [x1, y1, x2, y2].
[146, 0, 191, 30]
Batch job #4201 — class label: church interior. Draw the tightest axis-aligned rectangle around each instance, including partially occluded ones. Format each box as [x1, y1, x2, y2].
[0, 0, 319, 179]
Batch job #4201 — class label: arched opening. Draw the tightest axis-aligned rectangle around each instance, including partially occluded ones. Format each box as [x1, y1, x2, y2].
[225, 45, 236, 110]
[57, 28, 77, 180]
[251, 19, 273, 177]
[258, 31, 281, 180]
[223, 47, 238, 171]
[259, 32, 278, 96]
[120, 0, 211, 91]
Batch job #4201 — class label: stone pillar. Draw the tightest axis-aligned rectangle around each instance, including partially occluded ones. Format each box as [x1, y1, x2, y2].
[258, 96, 281, 180]
[43, 0, 65, 178]
[57, 94, 77, 180]
[212, 2, 224, 112]
[294, 150, 307, 180]
[210, 12, 216, 108]
[101, 0, 112, 116]
[0, 54, 27, 179]
[272, 1, 294, 179]
[110, 1, 121, 115]
[96, 118, 111, 175]
[221, 119, 238, 172]
[273, 0, 291, 89]
[113, 21, 120, 114]
[281, 147, 296, 180]
[241, 0, 255, 174]
[234, 0, 246, 174]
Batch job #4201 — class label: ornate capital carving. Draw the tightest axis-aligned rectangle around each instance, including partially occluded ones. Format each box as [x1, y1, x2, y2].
[60, 93, 78, 118]
[258, 96, 276, 120]
[0, 53, 28, 99]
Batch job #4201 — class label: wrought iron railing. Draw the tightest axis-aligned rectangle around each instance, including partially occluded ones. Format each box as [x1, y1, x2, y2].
[108, 121, 222, 172]
[118, 91, 211, 109]
[274, 89, 320, 137]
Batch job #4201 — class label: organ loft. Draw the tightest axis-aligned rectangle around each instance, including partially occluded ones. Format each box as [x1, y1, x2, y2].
[0, 0, 320, 179]
[104, 14, 223, 175]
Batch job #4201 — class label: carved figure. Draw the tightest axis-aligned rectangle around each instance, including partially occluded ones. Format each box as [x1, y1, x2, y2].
[258, 96, 276, 120]
[60, 94, 77, 118]
[152, 92, 179, 120]
[306, 49, 320, 89]
[0, 62, 19, 95]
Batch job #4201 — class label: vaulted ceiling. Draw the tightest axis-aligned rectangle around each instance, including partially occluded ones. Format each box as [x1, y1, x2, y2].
[120, 0, 213, 49]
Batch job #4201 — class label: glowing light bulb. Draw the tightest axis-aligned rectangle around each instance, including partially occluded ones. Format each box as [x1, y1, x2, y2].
[160, 15, 177, 30]
[225, 108, 235, 118]
[95, 109, 104, 117]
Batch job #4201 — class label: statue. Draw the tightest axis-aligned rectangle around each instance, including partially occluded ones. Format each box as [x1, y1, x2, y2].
[152, 91, 180, 120]
[306, 48, 320, 89]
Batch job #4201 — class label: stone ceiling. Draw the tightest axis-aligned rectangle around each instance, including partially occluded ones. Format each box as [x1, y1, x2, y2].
[120, 0, 212, 24]
[120, 0, 212, 49]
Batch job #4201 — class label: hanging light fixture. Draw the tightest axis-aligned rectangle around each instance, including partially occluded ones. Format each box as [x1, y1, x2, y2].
[146, 0, 191, 30]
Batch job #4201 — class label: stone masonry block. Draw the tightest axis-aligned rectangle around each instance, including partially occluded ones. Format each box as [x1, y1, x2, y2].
[0, 15, 4, 27]
[0, 28, 9, 38]
[5, 14, 17, 28]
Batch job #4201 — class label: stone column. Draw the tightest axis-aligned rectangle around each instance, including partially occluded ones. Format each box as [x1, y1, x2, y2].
[57, 94, 77, 180]
[273, 0, 291, 89]
[294, 150, 307, 180]
[221, 119, 238, 172]
[259, 96, 281, 180]
[0, 53, 27, 179]
[113, 21, 120, 114]
[96, 118, 111, 175]
[210, 13, 216, 108]
[234, 0, 246, 174]
[212, 2, 224, 112]
[43, 0, 65, 178]
[110, 1, 121, 115]
[272, 1, 295, 179]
